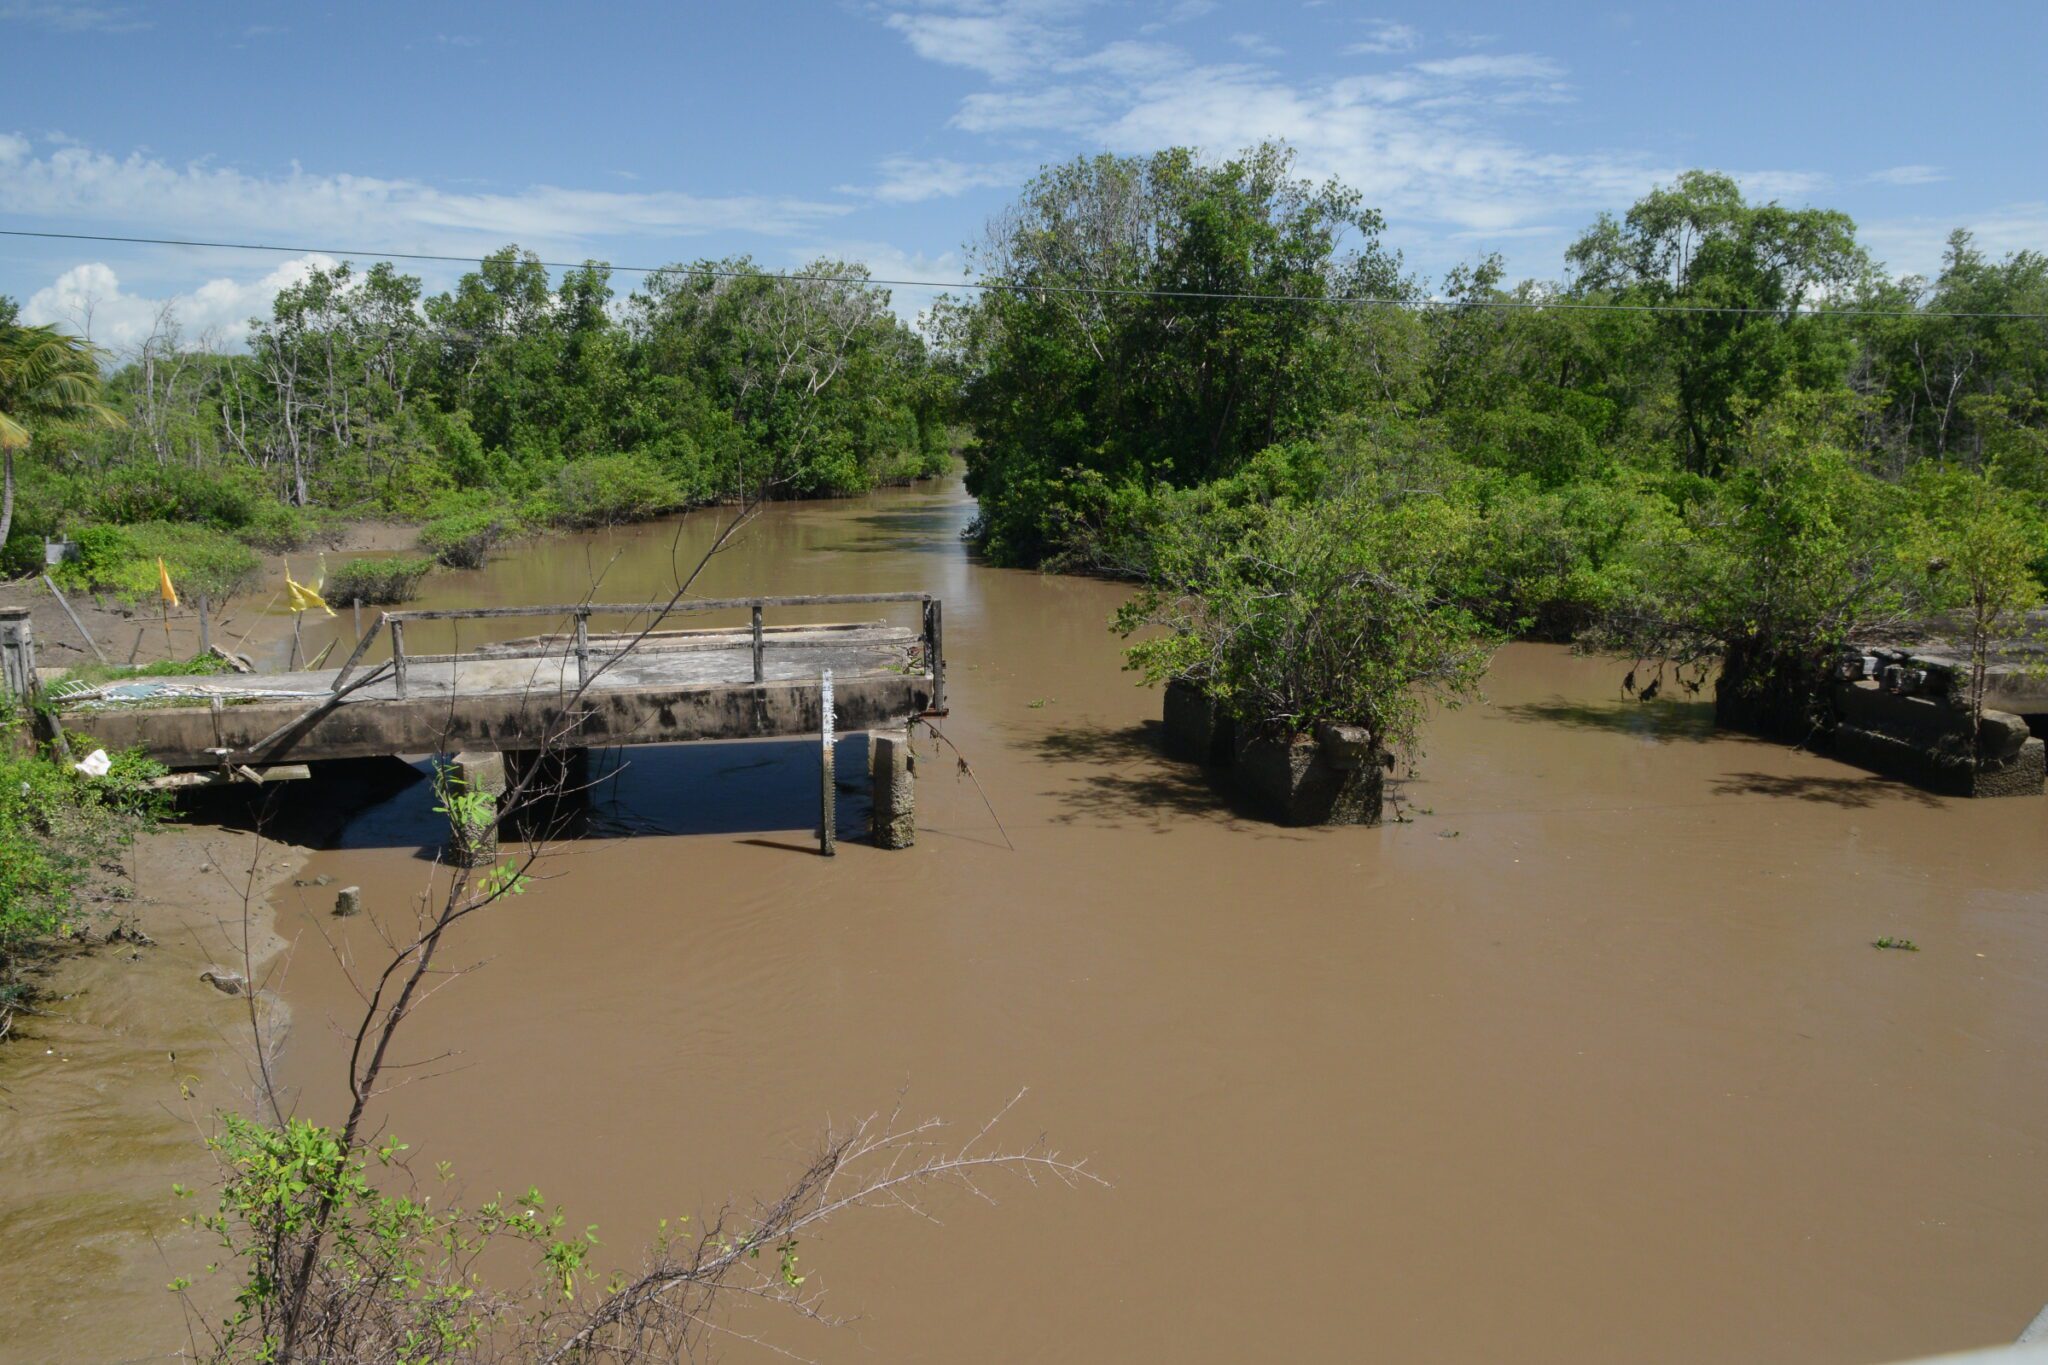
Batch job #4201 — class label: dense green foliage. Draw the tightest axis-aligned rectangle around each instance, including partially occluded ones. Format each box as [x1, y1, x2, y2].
[945, 147, 2048, 745]
[324, 555, 435, 606]
[0, 700, 166, 1027]
[0, 250, 954, 576]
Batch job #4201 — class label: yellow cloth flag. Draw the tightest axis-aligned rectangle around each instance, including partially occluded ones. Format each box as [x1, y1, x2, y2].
[156, 557, 179, 609]
[282, 559, 336, 617]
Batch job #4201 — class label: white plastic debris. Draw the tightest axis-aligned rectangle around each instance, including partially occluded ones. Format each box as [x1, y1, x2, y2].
[73, 748, 112, 778]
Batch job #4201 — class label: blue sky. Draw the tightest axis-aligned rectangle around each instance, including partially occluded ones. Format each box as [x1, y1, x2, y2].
[3, 0, 2044, 350]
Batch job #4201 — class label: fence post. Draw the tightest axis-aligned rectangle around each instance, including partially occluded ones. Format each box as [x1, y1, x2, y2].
[751, 602, 765, 684]
[574, 609, 591, 688]
[391, 619, 409, 699]
[819, 668, 836, 857]
[0, 607, 35, 698]
[923, 597, 946, 713]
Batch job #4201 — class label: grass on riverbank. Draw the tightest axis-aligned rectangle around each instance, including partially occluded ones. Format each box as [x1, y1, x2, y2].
[0, 697, 167, 1037]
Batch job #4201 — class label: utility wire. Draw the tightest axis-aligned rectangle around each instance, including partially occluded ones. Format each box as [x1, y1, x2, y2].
[2, 227, 2044, 320]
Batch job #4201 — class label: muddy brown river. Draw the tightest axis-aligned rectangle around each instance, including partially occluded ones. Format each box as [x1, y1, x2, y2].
[17, 477, 2048, 1363]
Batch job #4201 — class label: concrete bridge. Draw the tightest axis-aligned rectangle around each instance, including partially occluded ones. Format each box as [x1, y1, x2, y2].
[9, 592, 945, 852]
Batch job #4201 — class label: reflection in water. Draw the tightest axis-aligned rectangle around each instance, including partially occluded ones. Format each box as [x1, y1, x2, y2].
[240, 479, 2048, 1365]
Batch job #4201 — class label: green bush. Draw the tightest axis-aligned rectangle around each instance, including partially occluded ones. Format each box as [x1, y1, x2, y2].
[60, 521, 262, 602]
[0, 701, 166, 1019]
[89, 463, 267, 530]
[324, 556, 434, 606]
[531, 453, 685, 529]
[419, 492, 521, 569]
[1117, 487, 1500, 753]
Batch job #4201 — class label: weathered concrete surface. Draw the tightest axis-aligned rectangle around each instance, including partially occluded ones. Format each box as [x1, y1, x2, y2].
[62, 623, 937, 769]
[868, 729, 916, 849]
[447, 751, 504, 866]
[1158, 686, 1386, 825]
[1162, 679, 1234, 765]
[1233, 730, 1385, 827]
[1824, 677, 2046, 798]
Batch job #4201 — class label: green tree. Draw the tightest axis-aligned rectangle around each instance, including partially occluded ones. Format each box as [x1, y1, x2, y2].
[1900, 464, 2045, 755]
[953, 142, 1405, 565]
[1566, 171, 1868, 475]
[0, 319, 122, 548]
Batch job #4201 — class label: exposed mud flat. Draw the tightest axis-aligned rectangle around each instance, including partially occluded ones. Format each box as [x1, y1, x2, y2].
[7, 480, 2048, 1363]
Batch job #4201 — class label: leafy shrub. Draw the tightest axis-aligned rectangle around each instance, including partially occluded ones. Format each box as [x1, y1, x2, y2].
[531, 453, 685, 529]
[1117, 488, 1500, 753]
[324, 556, 434, 606]
[89, 463, 268, 530]
[419, 491, 521, 569]
[60, 521, 262, 602]
[0, 700, 166, 1020]
[236, 498, 313, 552]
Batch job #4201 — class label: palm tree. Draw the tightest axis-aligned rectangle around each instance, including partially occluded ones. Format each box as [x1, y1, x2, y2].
[0, 322, 122, 551]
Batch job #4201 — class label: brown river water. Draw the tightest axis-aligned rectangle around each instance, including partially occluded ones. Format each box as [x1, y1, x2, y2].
[17, 476, 2048, 1363]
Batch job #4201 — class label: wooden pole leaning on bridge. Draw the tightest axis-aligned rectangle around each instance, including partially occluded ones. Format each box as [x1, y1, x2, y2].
[40, 575, 108, 665]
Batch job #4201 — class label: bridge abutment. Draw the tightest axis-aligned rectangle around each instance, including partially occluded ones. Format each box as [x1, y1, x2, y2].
[445, 751, 504, 866]
[869, 729, 916, 849]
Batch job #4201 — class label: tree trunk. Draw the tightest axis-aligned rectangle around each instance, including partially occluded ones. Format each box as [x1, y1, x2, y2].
[0, 445, 16, 551]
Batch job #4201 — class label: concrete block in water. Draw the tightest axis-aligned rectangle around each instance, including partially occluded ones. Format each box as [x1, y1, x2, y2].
[869, 729, 916, 849]
[446, 751, 505, 866]
[1162, 679, 1234, 765]
[333, 886, 362, 917]
[1233, 731, 1385, 827]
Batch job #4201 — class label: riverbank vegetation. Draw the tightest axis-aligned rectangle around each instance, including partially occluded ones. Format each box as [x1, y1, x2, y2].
[0, 253, 956, 585]
[0, 696, 165, 1036]
[940, 145, 2048, 752]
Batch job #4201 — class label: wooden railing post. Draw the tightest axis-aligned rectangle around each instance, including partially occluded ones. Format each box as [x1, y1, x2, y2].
[391, 619, 409, 699]
[923, 597, 946, 713]
[751, 602, 765, 684]
[0, 606, 35, 698]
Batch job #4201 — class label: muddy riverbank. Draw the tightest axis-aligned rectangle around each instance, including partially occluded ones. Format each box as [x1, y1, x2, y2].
[6, 478, 2048, 1364]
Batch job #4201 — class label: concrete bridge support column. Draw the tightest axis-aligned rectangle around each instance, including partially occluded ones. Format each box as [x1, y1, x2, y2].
[445, 751, 504, 867]
[868, 729, 916, 850]
[499, 747, 592, 839]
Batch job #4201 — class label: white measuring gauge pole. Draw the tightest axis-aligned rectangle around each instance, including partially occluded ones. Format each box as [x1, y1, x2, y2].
[819, 669, 837, 856]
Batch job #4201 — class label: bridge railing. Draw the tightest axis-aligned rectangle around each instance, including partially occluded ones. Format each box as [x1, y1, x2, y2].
[331, 592, 945, 711]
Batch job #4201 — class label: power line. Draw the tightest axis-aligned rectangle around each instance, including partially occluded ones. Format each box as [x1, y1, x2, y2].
[2, 227, 2044, 320]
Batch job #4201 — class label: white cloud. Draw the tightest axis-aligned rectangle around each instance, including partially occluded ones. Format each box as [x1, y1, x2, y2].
[1868, 164, 1945, 187]
[21, 256, 341, 351]
[0, 134, 851, 253]
[1229, 31, 1282, 58]
[882, 0, 1082, 82]
[877, 7, 1827, 261]
[787, 241, 969, 326]
[0, 0, 148, 32]
[1861, 203, 2048, 279]
[1343, 19, 1417, 55]
[850, 155, 1030, 204]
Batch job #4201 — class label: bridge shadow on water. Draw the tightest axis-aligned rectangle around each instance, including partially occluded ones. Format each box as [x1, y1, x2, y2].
[179, 740, 877, 860]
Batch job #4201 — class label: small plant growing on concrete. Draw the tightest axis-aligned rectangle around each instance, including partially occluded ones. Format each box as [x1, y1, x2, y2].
[1872, 936, 1920, 951]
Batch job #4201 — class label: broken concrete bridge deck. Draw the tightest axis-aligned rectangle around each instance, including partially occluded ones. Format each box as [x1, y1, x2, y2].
[58, 619, 942, 770]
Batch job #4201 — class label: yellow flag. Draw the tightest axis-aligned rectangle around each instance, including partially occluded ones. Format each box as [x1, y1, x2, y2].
[282, 559, 336, 617]
[156, 557, 179, 609]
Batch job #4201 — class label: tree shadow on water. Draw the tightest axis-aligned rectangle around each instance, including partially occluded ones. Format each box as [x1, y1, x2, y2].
[1711, 770, 1945, 809]
[1024, 720, 1306, 837]
[1496, 696, 1726, 743]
